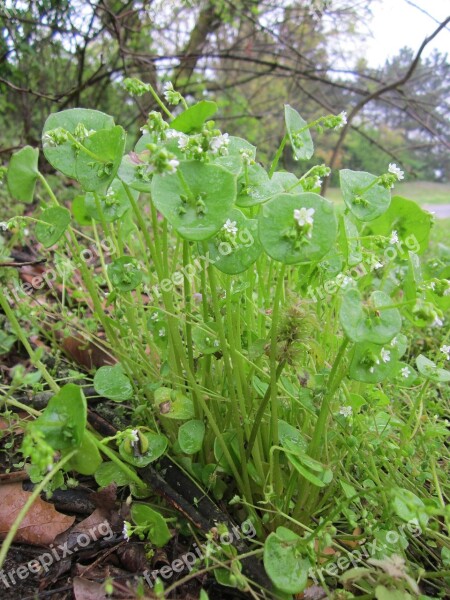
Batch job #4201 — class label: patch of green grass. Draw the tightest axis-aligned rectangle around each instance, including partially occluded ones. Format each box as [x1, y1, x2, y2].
[327, 181, 450, 206]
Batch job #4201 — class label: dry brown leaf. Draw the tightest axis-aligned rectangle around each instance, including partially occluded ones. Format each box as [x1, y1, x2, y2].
[73, 577, 109, 600]
[0, 483, 75, 545]
[60, 334, 116, 370]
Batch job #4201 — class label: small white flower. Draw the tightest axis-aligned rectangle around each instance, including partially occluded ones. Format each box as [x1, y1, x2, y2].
[388, 163, 404, 181]
[294, 207, 315, 227]
[151, 312, 159, 321]
[222, 218, 238, 235]
[373, 261, 384, 270]
[432, 316, 444, 327]
[163, 81, 173, 101]
[380, 348, 391, 363]
[335, 111, 347, 129]
[444, 287, 450, 297]
[213, 340, 220, 347]
[429, 281, 436, 290]
[339, 406, 352, 417]
[210, 133, 229, 155]
[127, 429, 139, 442]
[122, 521, 132, 542]
[440, 345, 450, 360]
[0, 221, 8, 231]
[390, 337, 398, 347]
[167, 158, 179, 172]
[369, 366, 375, 373]
[315, 178, 323, 187]
[166, 128, 183, 139]
[158, 328, 166, 337]
[178, 135, 189, 150]
[390, 230, 399, 244]
[401, 366, 411, 378]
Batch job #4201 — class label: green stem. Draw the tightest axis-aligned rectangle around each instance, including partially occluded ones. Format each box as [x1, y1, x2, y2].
[0, 451, 76, 569]
[268, 134, 287, 177]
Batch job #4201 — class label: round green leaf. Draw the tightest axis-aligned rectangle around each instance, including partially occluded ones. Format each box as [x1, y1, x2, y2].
[7, 146, 40, 203]
[30, 384, 86, 451]
[42, 108, 115, 178]
[214, 136, 256, 176]
[264, 527, 310, 594]
[178, 419, 205, 454]
[416, 354, 450, 383]
[35, 206, 71, 248]
[206, 209, 262, 274]
[285, 105, 314, 161]
[151, 161, 236, 241]
[107, 256, 142, 292]
[340, 289, 402, 344]
[340, 169, 391, 221]
[192, 322, 220, 354]
[94, 364, 133, 401]
[72, 195, 92, 226]
[95, 461, 137, 487]
[85, 179, 134, 222]
[118, 155, 152, 193]
[367, 196, 432, 255]
[271, 171, 298, 191]
[75, 126, 126, 193]
[119, 431, 168, 467]
[258, 192, 337, 264]
[155, 389, 195, 420]
[236, 163, 283, 207]
[131, 503, 171, 547]
[170, 100, 217, 133]
[66, 432, 102, 475]
[349, 341, 400, 383]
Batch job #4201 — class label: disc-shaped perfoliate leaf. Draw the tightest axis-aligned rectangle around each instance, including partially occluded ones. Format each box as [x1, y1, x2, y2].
[42, 108, 115, 178]
[264, 527, 311, 594]
[340, 169, 391, 221]
[119, 432, 168, 467]
[7, 146, 39, 203]
[206, 209, 262, 274]
[170, 100, 217, 133]
[66, 432, 102, 475]
[94, 364, 133, 401]
[340, 289, 402, 344]
[271, 171, 298, 191]
[366, 196, 432, 255]
[95, 461, 137, 487]
[214, 136, 256, 176]
[131, 503, 171, 547]
[85, 179, 134, 222]
[151, 161, 236, 241]
[118, 155, 153, 193]
[155, 389, 195, 420]
[178, 419, 205, 454]
[285, 105, 314, 161]
[349, 341, 400, 383]
[30, 384, 86, 451]
[72, 195, 92, 226]
[258, 192, 337, 264]
[416, 354, 450, 383]
[35, 206, 71, 247]
[236, 163, 283, 207]
[75, 126, 126, 193]
[192, 322, 220, 355]
[107, 256, 142, 292]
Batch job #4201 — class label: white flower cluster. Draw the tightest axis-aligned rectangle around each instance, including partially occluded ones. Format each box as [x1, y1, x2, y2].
[210, 133, 229, 156]
[388, 163, 404, 181]
[294, 207, 315, 227]
[440, 345, 450, 360]
[339, 406, 352, 417]
[222, 218, 238, 236]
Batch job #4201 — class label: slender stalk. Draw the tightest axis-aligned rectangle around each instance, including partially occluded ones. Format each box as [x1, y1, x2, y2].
[0, 451, 76, 569]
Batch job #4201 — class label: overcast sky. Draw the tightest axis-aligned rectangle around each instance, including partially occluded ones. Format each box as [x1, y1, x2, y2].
[364, 0, 449, 66]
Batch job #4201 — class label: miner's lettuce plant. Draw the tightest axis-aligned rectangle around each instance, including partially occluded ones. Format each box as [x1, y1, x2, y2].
[1, 78, 449, 597]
